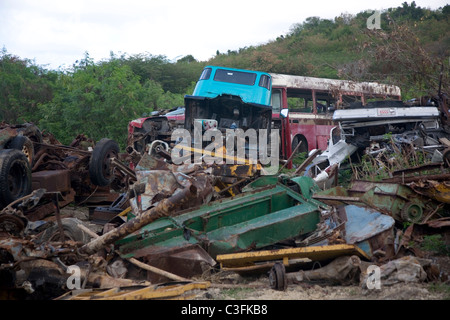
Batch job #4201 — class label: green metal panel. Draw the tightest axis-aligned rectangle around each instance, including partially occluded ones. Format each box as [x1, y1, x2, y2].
[116, 182, 322, 259]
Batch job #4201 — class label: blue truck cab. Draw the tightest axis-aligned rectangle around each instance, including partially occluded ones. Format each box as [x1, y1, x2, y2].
[191, 66, 272, 106]
[184, 66, 273, 136]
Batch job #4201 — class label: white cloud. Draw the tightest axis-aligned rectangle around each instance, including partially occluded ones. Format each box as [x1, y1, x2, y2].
[0, 0, 447, 69]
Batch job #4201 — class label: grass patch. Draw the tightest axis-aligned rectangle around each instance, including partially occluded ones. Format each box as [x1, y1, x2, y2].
[420, 234, 450, 256]
[219, 287, 255, 299]
[428, 282, 450, 300]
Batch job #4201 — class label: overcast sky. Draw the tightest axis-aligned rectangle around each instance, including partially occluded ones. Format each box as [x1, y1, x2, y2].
[0, 0, 447, 69]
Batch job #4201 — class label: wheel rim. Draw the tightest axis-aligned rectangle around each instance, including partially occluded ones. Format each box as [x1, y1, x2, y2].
[402, 203, 423, 222]
[101, 149, 117, 180]
[22, 144, 33, 164]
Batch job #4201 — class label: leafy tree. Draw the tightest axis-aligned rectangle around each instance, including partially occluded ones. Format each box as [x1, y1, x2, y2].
[339, 10, 449, 99]
[39, 55, 153, 149]
[0, 48, 54, 124]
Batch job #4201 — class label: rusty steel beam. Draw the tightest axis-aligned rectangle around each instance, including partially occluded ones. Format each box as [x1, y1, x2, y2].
[80, 183, 197, 255]
[392, 163, 444, 177]
[383, 173, 450, 184]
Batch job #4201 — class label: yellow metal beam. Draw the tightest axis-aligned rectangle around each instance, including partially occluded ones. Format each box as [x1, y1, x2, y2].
[57, 282, 211, 300]
[216, 244, 370, 269]
[176, 145, 256, 165]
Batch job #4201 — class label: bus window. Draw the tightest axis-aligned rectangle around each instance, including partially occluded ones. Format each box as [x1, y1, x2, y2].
[288, 97, 312, 113]
[285, 88, 314, 113]
[271, 89, 282, 114]
[316, 100, 328, 114]
[342, 95, 362, 107]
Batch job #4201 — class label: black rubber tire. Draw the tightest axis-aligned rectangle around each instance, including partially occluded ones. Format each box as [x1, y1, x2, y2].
[89, 138, 120, 186]
[0, 149, 32, 208]
[36, 218, 92, 244]
[443, 148, 450, 168]
[268, 262, 287, 291]
[292, 135, 308, 155]
[8, 135, 34, 165]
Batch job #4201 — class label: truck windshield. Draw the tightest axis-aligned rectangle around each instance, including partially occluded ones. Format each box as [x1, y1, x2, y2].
[213, 69, 257, 86]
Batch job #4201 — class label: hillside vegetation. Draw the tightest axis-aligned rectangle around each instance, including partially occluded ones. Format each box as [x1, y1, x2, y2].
[1, 1, 448, 149]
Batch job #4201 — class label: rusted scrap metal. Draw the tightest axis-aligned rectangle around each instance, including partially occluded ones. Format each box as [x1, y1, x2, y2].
[0, 189, 47, 236]
[1, 214, 192, 300]
[0, 125, 125, 221]
[80, 183, 198, 255]
[315, 180, 444, 224]
[0, 122, 42, 151]
[336, 205, 395, 260]
[351, 181, 443, 224]
[120, 245, 217, 284]
[0, 221, 159, 299]
[78, 223, 191, 282]
[408, 180, 450, 204]
[425, 217, 450, 228]
[0, 236, 80, 299]
[383, 173, 450, 184]
[130, 170, 213, 214]
[391, 162, 445, 177]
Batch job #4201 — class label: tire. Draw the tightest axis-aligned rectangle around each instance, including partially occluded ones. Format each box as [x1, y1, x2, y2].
[89, 138, 120, 186]
[268, 262, 287, 291]
[0, 149, 32, 208]
[443, 148, 450, 168]
[8, 135, 34, 165]
[36, 218, 92, 244]
[292, 135, 308, 155]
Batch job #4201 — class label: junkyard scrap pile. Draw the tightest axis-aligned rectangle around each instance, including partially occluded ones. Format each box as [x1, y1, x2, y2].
[1, 112, 450, 300]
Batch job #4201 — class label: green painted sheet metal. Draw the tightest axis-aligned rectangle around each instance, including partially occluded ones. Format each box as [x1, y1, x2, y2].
[116, 182, 322, 259]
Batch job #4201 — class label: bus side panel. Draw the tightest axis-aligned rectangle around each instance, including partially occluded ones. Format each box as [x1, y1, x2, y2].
[289, 116, 334, 151]
[314, 119, 335, 150]
[289, 121, 316, 151]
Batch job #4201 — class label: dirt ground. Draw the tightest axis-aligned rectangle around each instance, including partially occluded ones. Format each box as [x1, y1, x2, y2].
[194, 273, 449, 300]
[192, 256, 450, 300]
